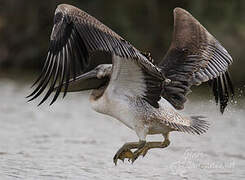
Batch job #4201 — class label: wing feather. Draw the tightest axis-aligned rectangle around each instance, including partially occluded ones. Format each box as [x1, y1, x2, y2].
[28, 4, 162, 104]
[109, 55, 162, 108]
[159, 8, 234, 113]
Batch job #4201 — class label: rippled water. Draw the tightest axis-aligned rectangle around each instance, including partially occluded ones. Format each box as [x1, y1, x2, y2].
[0, 78, 244, 180]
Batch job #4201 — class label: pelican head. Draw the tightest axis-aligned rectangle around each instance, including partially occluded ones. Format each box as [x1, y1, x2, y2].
[88, 64, 112, 100]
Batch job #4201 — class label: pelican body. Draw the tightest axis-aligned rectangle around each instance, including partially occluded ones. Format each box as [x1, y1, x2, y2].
[28, 4, 234, 164]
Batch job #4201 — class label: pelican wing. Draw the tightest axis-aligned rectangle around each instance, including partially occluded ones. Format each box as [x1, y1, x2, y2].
[28, 4, 161, 105]
[159, 8, 234, 113]
[108, 55, 163, 108]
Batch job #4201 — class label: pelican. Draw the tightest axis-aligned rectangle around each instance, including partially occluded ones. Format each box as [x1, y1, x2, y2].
[28, 4, 234, 165]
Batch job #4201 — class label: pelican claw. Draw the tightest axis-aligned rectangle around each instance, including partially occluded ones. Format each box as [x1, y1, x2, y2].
[113, 148, 134, 165]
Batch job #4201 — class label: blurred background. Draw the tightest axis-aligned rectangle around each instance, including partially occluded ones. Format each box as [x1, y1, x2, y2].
[0, 0, 245, 87]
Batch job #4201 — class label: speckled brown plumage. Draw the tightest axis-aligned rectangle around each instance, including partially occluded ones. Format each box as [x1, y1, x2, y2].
[159, 8, 234, 113]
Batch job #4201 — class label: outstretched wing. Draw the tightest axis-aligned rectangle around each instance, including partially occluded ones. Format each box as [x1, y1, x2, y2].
[159, 8, 234, 113]
[108, 55, 163, 108]
[28, 4, 161, 105]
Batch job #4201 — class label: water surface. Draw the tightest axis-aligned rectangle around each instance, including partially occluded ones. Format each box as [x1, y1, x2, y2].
[0, 79, 244, 180]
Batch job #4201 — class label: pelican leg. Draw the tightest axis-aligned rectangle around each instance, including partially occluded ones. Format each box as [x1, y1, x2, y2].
[113, 141, 145, 165]
[113, 134, 170, 165]
[132, 133, 170, 163]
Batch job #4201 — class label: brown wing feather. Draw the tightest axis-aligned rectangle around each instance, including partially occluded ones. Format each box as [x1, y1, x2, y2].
[28, 4, 162, 105]
[159, 8, 234, 113]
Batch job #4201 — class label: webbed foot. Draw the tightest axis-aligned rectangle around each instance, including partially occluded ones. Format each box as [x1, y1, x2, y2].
[113, 141, 144, 165]
[113, 133, 170, 165]
[113, 148, 134, 165]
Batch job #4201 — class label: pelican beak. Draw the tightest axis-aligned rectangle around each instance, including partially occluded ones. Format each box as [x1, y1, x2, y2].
[77, 69, 98, 80]
[57, 69, 107, 92]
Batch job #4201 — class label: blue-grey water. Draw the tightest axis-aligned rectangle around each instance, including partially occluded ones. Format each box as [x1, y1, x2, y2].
[0, 78, 244, 180]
